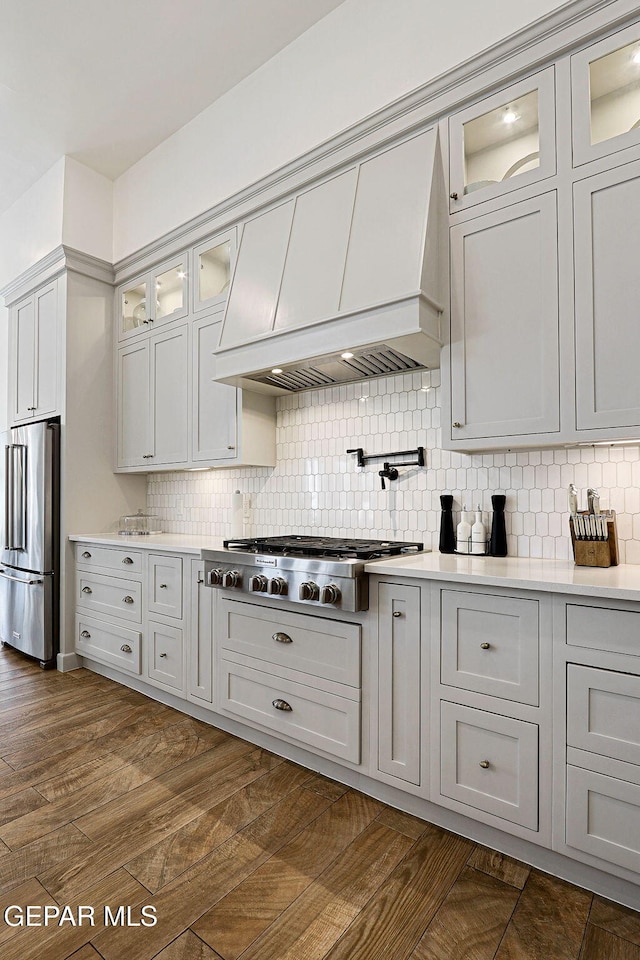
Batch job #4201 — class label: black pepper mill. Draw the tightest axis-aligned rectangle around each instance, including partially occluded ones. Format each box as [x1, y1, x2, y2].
[489, 494, 507, 557]
[439, 495, 456, 554]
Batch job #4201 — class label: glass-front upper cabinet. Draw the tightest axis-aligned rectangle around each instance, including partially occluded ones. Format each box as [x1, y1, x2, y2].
[449, 68, 556, 212]
[192, 229, 237, 314]
[118, 254, 189, 340]
[572, 23, 640, 166]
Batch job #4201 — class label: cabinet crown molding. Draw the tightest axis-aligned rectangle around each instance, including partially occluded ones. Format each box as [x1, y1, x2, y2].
[2, 245, 114, 306]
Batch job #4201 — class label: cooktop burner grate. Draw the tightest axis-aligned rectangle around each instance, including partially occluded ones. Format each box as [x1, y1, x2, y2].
[222, 535, 424, 560]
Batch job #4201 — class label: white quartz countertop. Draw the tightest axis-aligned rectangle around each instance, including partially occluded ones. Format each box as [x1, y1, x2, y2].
[364, 552, 640, 602]
[69, 533, 226, 555]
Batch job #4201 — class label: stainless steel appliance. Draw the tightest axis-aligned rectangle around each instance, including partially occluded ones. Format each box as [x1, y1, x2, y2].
[0, 420, 59, 667]
[203, 535, 424, 612]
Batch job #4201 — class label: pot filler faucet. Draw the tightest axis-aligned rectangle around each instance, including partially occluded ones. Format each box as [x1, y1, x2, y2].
[346, 446, 426, 490]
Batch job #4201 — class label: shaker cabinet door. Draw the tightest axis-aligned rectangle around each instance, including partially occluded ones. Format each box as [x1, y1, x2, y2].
[192, 314, 238, 462]
[574, 161, 640, 431]
[10, 281, 59, 425]
[117, 340, 150, 468]
[448, 192, 560, 444]
[149, 324, 189, 466]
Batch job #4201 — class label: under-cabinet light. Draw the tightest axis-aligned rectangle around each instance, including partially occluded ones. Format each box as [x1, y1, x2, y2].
[503, 110, 518, 124]
[633, 49, 640, 64]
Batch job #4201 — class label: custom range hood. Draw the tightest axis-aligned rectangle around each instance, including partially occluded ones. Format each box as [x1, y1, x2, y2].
[213, 126, 446, 393]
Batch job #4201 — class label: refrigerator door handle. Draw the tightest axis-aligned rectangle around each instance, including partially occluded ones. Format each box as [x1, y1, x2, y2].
[11, 444, 26, 552]
[4, 444, 13, 550]
[0, 569, 43, 585]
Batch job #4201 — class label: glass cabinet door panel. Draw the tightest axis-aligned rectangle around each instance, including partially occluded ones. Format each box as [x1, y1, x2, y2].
[121, 281, 148, 334]
[156, 263, 186, 319]
[198, 241, 231, 304]
[588, 38, 640, 146]
[463, 89, 540, 194]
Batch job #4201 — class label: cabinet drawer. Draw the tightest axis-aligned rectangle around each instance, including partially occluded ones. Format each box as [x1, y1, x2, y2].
[148, 555, 183, 619]
[566, 765, 640, 874]
[566, 604, 640, 658]
[75, 543, 142, 576]
[219, 600, 360, 687]
[220, 660, 360, 763]
[567, 665, 640, 766]
[148, 620, 184, 691]
[440, 701, 538, 829]
[76, 571, 142, 623]
[441, 590, 539, 705]
[75, 614, 141, 675]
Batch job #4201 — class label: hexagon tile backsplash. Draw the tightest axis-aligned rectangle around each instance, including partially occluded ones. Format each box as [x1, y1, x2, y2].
[147, 369, 640, 563]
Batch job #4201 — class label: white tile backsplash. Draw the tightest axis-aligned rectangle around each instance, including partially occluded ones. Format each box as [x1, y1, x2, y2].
[147, 369, 640, 562]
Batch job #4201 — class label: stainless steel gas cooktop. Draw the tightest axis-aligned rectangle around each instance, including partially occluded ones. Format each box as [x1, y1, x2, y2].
[202, 535, 425, 612]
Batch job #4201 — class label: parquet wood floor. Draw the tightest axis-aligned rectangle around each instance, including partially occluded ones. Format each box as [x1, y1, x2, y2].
[0, 645, 638, 959]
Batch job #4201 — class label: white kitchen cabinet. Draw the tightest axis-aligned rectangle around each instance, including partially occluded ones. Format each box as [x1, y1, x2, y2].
[447, 192, 560, 447]
[188, 560, 213, 705]
[449, 67, 556, 214]
[148, 620, 184, 692]
[571, 22, 640, 168]
[192, 313, 239, 462]
[9, 280, 60, 424]
[376, 581, 422, 787]
[192, 229, 236, 315]
[574, 160, 640, 432]
[116, 323, 189, 470]
[117, 253, 188, 341]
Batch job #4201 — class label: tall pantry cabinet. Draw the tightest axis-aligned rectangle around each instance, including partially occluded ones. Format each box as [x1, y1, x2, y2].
[2, 248, 147, 669]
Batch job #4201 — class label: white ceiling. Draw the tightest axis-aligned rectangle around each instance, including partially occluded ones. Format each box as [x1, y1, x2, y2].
[0, 0, 348, 217]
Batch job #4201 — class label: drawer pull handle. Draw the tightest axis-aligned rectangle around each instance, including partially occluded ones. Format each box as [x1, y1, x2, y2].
[159, 583, 168, 589]
[122, 557, 134, 565]
[80, 630, 91, 639]
[123, 595, 135, 604]
[272, 632, 293, 644]
[480, 642, 491, 650]
[82, 551, 92, 559]
[393, 611, 402, 618]
[479, 760, 490, 769]
[272, 698, 292, 712]
[120, 644, 132, 654]
[82, 586, 92, 594]
[159, 652, 167, 658]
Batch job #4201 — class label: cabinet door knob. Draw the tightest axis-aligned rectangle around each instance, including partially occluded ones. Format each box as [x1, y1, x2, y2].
[227, 445, 235, 450]
[81, 585, 92, 594]
[27, 406, 36, 411]
[452, 421, 463, 429]
[80, 630, 91, 639]
[479, 759, 490, 769]
[120, 644, 132, 653]
[480, 642, 491, 650]
[272, 632, 293, 644]
[159, 652, 167, 658]
[393, 611, 402, 618]
[82, 551, 92, 559]
[450, 192, 459, 200]
[143, 454, 154, 459]
[272, 698, 292, 712]
[197, 578, 204, 584]
[123, 595, 134, 604]
[159, 583, 167, 589]
[122, 557, 134, 565]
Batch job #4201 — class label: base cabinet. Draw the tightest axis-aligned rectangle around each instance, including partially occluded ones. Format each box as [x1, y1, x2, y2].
[376, 581, 422, 788]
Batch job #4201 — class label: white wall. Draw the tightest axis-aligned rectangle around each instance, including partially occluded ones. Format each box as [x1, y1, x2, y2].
[62, 157, 113, 264]
[0, 158, 65, 290]
[113, 0, 568, 260]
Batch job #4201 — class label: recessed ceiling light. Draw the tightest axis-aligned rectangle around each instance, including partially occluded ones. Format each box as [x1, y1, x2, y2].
[341, 352, 354, 359]
[503, 110, 518, 124]
[271, 368, 283, 374]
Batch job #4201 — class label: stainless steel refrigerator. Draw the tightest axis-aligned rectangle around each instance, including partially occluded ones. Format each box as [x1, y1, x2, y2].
[0, 420, 59, 667]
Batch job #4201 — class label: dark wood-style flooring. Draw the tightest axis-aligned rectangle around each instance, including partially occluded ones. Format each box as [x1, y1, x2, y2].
[0, 644, 639, 959]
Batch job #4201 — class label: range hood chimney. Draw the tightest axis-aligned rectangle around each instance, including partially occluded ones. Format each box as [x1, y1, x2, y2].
[213, 126, 446, 393]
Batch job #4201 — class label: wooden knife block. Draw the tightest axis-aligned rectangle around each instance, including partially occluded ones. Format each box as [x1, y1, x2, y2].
[569, 513, 618, 568]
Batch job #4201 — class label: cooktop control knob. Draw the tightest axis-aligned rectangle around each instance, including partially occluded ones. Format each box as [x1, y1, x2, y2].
[249, 574, 268, 592]
[208, 568, 224, 586]
[222, 570, 241, 588]
[299, 581, 320, 601]
[268, 577, 288, 596]
[320, 583, 341, 605]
